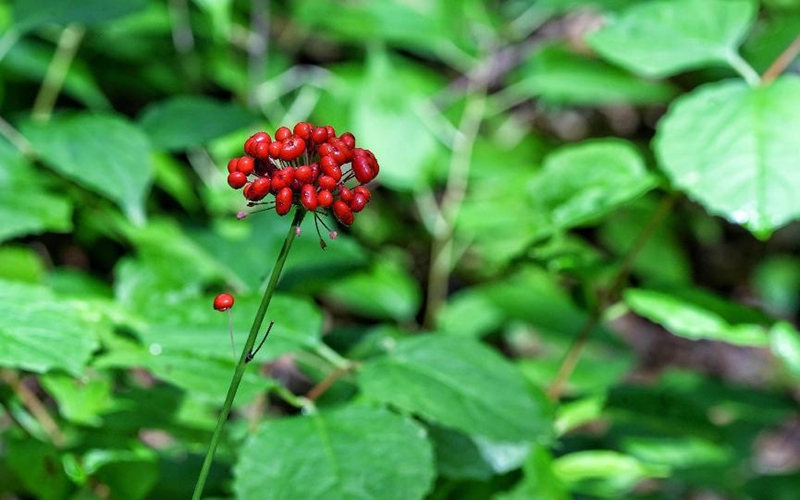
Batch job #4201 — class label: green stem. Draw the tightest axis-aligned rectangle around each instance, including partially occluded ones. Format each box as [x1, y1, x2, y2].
[191, 209, 306, 500]
[726, 50, 760, 87]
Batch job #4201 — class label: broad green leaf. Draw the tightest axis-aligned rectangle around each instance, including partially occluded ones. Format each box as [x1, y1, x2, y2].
[621, 436, 731, 469]
[0, 280, 102, 376]
[5, 438, 71, 500]
[323, 258, 421, 322]
[553, 450, 670, 498]
[138, 96, 254, 151]
[506, 45, 678, 105]
[624, 288, 769, 346]
[22, 114, 154, 224]
[234, 405, 435, 500]
[495, 445, 569, 500]
[587, 0, 757, 78]
[358, 335, 554, 442]
[0, 245, 46, 283]
[13, 0, 147, 30]
[655, 77, 800, 237]
[41, 372, 113, 426]
[555, 394, 605, 435]
[83, 448, 158, 500]
[0, 138, 72, 242]
[532, 138, 656, 231]
[430, 426, 531, 481]
[769, 322, 800, 378]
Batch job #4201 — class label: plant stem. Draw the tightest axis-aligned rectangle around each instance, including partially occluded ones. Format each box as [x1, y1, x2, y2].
[0, 369, 65, 447]
[546, 193, 678, 400]
[726, 50, 760, 87]
[761, 34, 800, 86]
[191, 209, 306, 500]
[32, 24, 85, 123]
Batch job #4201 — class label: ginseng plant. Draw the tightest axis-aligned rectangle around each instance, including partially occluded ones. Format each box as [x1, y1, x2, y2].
[191, 123, 380, 500]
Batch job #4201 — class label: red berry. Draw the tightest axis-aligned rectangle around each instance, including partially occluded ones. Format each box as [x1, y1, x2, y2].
[326, 125, 336, 138]
[237, 156, 255, 175]
[295, 165, 314, 184]
[340, 132, 356, 149]
[280, 137, 306, 162]
[317, 189, 333, 208]
[275, 186, 293, 215]
[268, 141, 282, 159]
[251, 176, 271, 199]
[301, 183, 318, 211]
[293, 122, 312, 140]
[338, 185, 354, 203]
[318, 143, 333, 158]
[275, 126, 292, 141]
[227, 171, 247, 189]
[252, 141, 270, 160]
[227, 158, 240, 173]
[213, 293, 234, 311]
[311, 126, 329, 144]
[271, 168, 295, 191]
[352, 156, 375, 184]
[332, 200, 354, 226]
[318, 175, 337, 191]
[353, 185, 371, 202]
[349, 192, 367, 212]
[244, 132, 271, 157]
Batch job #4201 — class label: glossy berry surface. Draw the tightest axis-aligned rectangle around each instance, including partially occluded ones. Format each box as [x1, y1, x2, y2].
[213, 293, 235, 311]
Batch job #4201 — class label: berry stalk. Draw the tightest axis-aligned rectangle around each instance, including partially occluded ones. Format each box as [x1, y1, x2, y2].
[192, 208, 306, 500]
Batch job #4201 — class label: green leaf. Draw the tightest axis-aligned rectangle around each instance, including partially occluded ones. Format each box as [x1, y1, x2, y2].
[5, 438, 71, 500]
[0, 245, 46, 283]
[621, 436, 731, 469]
[13, 0, 147, 31]
[0, 280, 102, 376]
[587, 0, 757, 78]
[533, 138, 656, 231]
[234, 405, 435, 500]
[323, 257, 421, 322]
[769, 322, 800, 379]
[138, 96, 254, 151]
[507, 44, 678, 105]
[430, 426, 531, 481]
[552, 450, 670, 498]
[40, 372, 113, 426]
[495, 445, 569, 500]
[624, 288, 769, 346]
[358, 335, 554, 442]
[83, 448, 158, 500]
[655, 77, 800, 237]
[22, 113, 154, 224]
[0, 138, 72, 243]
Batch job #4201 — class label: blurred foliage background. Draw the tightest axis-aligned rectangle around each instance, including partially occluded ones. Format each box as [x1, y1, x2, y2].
[1, 0, 799, 499]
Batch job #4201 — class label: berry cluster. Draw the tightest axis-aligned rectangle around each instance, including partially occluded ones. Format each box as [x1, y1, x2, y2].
[226, 123, 379, 233]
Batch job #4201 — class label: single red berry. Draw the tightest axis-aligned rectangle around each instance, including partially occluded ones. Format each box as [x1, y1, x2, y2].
[250, 176, 271, 199]
[280, 137, 306, 162]
[318, 175, 337, 191]
[293, 122, 313, 140]
[311, 126, 329, 144]
[352, 156, 375, 184]
[338, 185, 354, 203]
[320, 155, 339, 174]
[268, 141, 283, 159]
[244, 132, 270, 157]
[353, 185, 371, 202]
[333, 200, 354, 226]
[271, 168, 295, 191]
[227, 158, 240, 173]
[275, 126, 292, 142]
[301, 183, 318, 211]
[349, 192, 367, 212]
[227, 171, 247, 189]
[318, 143, 333, 158]
[295, 165, 314, 184]
[237, 156, 255, 175]
[213, 293, 235, 311]
[275, 186, 293, 215]
[253, 141, 271, 160]
[317, 189, 333, 208]
[326, 125, 336, 138]
[340, 132, 356, 149]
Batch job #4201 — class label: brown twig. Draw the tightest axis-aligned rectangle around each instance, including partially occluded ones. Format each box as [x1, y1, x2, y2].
[0, 370, 65, 447]
[305, 366, 351, 402]
[546, 193, 678, 400]
[761, 34, 800, 86]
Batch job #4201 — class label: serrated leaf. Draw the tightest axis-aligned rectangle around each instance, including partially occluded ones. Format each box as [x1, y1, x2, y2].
[508, 44, 678, 105]
[138, 96, 254, 151]
[587, 0, 757, 78]
[22, 114, 154, 224]
[0, 281, 102, 376]
[359, 335, 554, 442]
[533, 138, 656, 230]
[234, 405, 435, 500]
[624, 288, 769, 346]
[0, 138, 72, 242]
[13, 0, 147, 30]
[655, 77, 800, 237]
